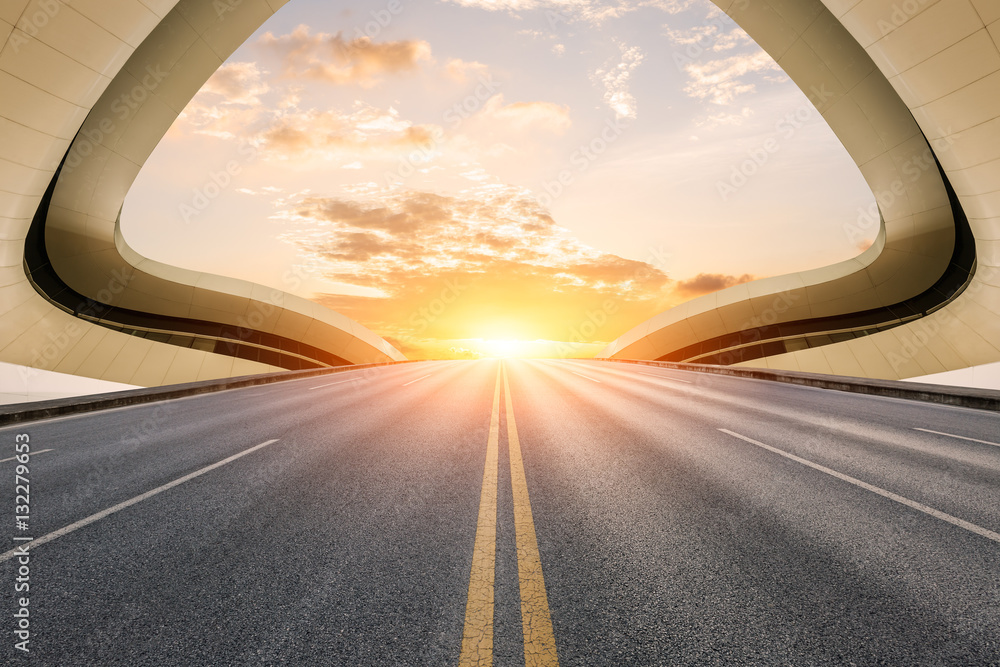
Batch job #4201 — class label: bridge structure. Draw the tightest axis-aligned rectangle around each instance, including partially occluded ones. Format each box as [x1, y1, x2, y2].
[0, 0, 998, 386]
[0, 0, 403, 390]
[601, 0, 1000, 381]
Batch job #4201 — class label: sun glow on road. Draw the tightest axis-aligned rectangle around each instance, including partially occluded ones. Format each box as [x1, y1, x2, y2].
[480, 339, 542, 358]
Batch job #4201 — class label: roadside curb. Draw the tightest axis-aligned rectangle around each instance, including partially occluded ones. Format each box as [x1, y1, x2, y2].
[0, 360, 419, 427]
[592, 358, 1000, 412]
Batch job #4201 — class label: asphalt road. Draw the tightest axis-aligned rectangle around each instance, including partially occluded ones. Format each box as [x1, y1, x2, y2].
[0, 358, 998, 665]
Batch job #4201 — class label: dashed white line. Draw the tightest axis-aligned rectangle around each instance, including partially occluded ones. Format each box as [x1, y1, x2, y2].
[308, 379, 355, 390]
[637, 372, 692, 384]
[402, 374, 433, 386]
[718, 429, 1000, 545]
[0, 439, 281, 563]
[571, 371, 601, 383]
[0, 449, 53, 464]
[913, 428, 1000, 449]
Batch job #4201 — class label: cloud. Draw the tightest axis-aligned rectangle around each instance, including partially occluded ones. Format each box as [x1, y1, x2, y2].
[259, 104, 439, 159]
[177, 74, 572, 175]
[479, 95, 572, 134]
[663, 11, 781, 108]
[657, 0, 713, 14]
[200, 62, 270, 105]
[445, 58, 489, 82]
[672, 272, 754, 298]
[441, 0, 694, 24]
[695, 106, 754, 128]
[277, 185, 672, 349]
[442, 0, 590, 14]
[179, 94, 441, 163]
[663, 23, 752, 51]
[682, 51, 780, 105]
[276, 184, 755, 358]
[259, 25, 432, 87]
[593, 41, 645, 119]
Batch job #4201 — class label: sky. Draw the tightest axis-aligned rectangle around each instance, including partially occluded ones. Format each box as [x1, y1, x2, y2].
[124, 0, 877, 360]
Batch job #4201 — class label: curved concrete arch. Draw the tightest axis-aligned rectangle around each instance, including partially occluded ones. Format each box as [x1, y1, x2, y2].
[0, 0, 404, 388]
[602, 0, 1000, 381]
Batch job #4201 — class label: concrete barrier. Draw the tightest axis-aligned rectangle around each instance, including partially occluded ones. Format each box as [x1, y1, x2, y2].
[592, 358, 1000, 412]
[0, 360, 419, 426]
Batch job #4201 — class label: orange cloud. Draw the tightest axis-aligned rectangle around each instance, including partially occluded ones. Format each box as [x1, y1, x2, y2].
[445, 58, 489, 82]
[480, 95, 572, 134]
[259, 26, 432, 87]
[258, 106, 439, 158]
[441, 0, 685, 24]
[682, 51, 780, 105]
[672, 272, 754, 298]
[178, 94, 440, 162]
[276, 186, 672, 356]
[200, 62, 269, 104]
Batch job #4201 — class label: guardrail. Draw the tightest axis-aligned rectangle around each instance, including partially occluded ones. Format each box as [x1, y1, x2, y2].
[594, 358, 1000, 412]
[0, 360, 419, 426]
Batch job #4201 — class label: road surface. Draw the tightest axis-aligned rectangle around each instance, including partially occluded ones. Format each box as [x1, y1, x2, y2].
[1, 359, 998, 665]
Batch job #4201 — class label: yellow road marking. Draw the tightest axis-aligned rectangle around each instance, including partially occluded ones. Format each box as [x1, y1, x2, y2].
[459, 364, 503, 666]
[503, 363, 559, 667]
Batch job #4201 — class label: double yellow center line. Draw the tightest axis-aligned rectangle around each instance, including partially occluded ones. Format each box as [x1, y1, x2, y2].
[459, 362, 559, 667]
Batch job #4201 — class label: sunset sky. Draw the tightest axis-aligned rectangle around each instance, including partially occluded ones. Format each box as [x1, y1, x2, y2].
[124, 0, 877, 360]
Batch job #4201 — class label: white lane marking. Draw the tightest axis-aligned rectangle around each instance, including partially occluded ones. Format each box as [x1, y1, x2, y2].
[0, 449, 53, 464]
[0, 439, 281, 563]
[718, 429, 1000, 545]
[637, 372, 692, 384]
[913, 428, 1000, 449]
[571, 371, 601, 383]
[308, 379, 355, 391]
[402, 374, 432, 386]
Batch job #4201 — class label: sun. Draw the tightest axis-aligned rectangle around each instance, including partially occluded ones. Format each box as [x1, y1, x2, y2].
[480, 339, 540, 359]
